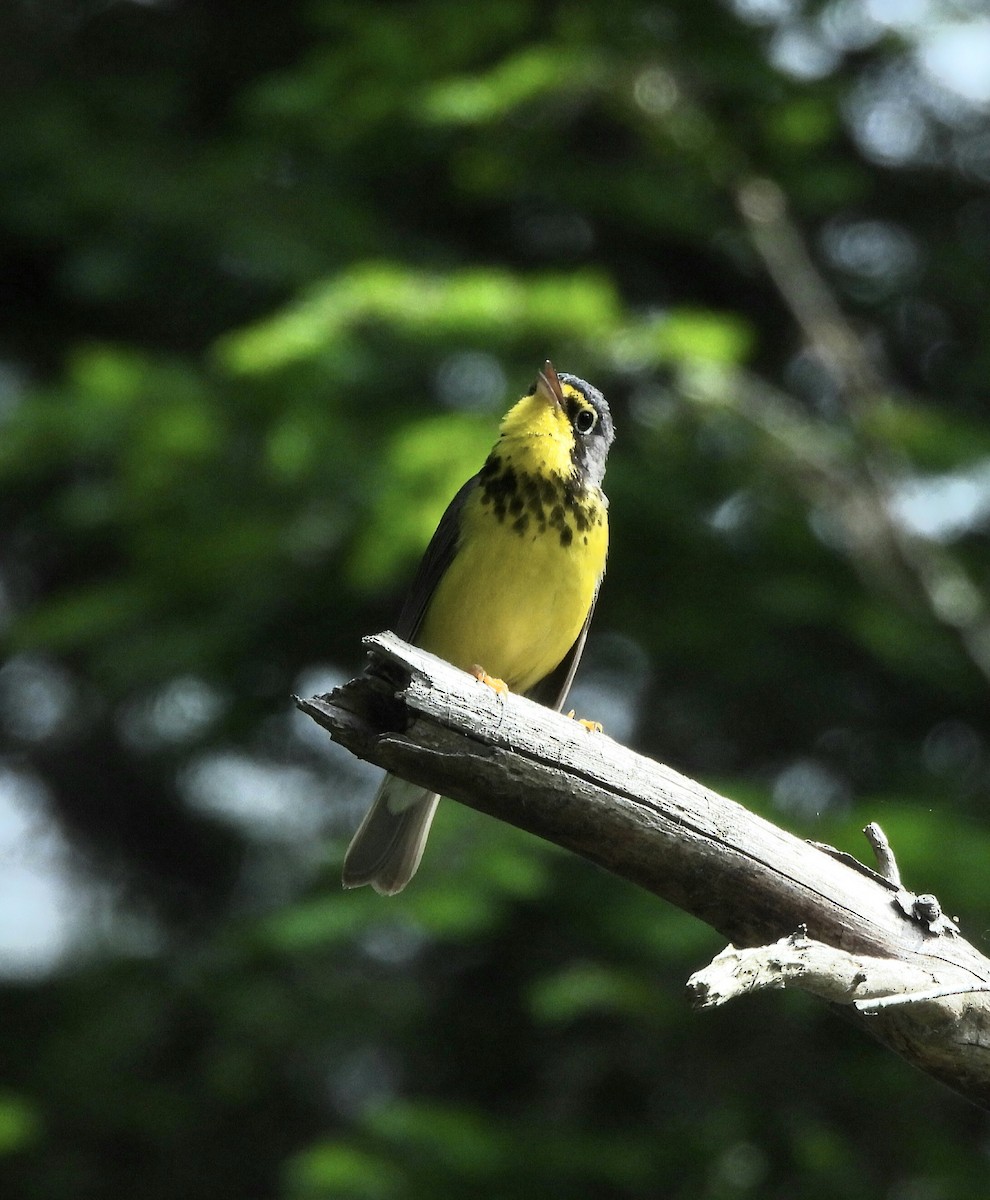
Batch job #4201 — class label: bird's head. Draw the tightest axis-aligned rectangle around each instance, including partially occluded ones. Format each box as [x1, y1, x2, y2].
[499, 360, 614, 487]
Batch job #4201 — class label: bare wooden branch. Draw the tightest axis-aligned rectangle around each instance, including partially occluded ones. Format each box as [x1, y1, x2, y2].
[863, 821, 902, 886]
[687, 932, 947, 1009]
[300, 632, 990, 1109]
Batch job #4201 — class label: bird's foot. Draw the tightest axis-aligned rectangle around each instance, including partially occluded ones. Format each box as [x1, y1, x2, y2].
[471, 665, 508, 698]
[566, 709, 603, 733]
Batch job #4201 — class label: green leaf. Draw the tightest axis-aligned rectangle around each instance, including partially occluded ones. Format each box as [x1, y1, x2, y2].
[417, 46, 605, 125]
[0, 1092, 40, 1156]
[284, 1141, 397, 1200]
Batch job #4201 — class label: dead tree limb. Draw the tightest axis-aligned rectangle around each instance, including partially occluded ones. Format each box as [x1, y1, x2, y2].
[299, 631, 990, 1109]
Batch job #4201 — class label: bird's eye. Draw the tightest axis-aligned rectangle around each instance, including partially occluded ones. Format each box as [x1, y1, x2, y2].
[574, 408, 597, 434]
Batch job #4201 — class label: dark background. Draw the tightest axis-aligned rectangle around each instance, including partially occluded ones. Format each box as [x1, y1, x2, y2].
[3, 1, 990, 1196]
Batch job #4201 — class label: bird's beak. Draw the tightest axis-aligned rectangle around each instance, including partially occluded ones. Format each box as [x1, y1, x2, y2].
[536, 359, 565, 411]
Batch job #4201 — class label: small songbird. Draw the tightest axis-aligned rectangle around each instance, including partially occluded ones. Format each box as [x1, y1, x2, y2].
[342, 361, 614, 894]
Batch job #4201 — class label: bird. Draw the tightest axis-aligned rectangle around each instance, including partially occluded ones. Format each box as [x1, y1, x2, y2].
[342, 360, 614, 895]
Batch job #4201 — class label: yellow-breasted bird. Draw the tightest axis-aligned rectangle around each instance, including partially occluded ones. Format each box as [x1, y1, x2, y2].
[342, 361, 614, 895]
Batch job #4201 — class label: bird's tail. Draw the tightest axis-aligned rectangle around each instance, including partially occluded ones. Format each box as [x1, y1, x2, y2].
[341, 775, 441, 895]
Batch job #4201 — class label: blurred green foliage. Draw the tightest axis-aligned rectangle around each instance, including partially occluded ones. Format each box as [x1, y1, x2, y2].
[2, 1, 990, 1198]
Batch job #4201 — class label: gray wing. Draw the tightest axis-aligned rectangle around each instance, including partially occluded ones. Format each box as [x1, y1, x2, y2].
[394, 474, 478, 642]
[347, 478, 477, 896]
[526, 589, 600, 712]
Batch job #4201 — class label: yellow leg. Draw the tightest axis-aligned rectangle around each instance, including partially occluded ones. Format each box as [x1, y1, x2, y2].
[471, 664, 508, 698]
[566, 709, 603, 734]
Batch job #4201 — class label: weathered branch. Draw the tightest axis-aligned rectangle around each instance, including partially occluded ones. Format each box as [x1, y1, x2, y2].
[687, 931, 951, 1011]
[300, 632, 990, 1109]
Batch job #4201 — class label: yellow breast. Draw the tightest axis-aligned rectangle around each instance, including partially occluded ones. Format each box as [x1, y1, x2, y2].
[415, 458, 608, 695]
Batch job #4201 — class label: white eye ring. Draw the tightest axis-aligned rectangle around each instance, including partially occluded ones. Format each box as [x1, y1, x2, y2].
[575, 409, 597, 434]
